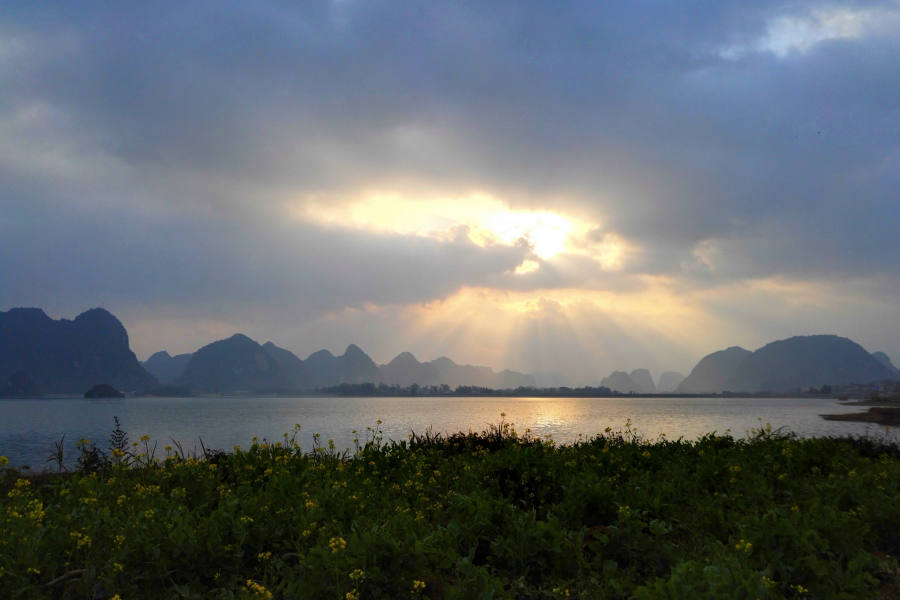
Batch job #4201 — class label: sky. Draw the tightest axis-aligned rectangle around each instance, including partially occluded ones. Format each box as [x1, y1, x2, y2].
[1, 1, 899, 384]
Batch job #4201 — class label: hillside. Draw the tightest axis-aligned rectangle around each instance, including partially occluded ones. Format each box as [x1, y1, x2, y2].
[142, 351, 193, 384]
[676, 346, 751, 394]
[722, 335, 893, 393]
[262, 342, 315, 389]
[656, 371, 685, 393]
[873, 351, 900, 377]
[380, 352, 445, 387]
[304, 345, 384, 387]
[629, 369, 657, 393]
[430, 357, 535, 389]
[600, 371, 642, 393]
[172, 334, 290, 392]
[0, 307, 159, 394]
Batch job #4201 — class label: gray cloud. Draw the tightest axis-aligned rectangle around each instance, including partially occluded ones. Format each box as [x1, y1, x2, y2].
[2, 0, 899, 374]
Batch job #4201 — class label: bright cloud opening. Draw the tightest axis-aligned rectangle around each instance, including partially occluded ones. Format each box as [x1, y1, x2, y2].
[291, 192, 626, 268]
[720, 5, 900, 59]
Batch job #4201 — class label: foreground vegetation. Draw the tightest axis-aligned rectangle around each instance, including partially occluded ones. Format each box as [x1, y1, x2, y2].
[1, 419, 899, 599]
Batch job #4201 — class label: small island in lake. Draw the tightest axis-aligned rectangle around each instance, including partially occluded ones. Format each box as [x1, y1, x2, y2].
[84, 383, 125, 399]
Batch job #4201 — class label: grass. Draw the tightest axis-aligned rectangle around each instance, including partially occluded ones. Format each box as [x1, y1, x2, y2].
[1, 417, 899, 599]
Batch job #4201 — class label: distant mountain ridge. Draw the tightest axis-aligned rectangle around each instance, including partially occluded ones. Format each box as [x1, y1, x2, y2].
[657, 371, 686, 393]
[673, 336, 896, 394]
[262, 342, 315, 388]
[173, 334, 290, 392]
[142, 351, 193, 384]
[8, 306, 896, 396]
[629, 369, 657, 394]
[0, 307, 159, 394]
[381, 352, 444, 387]
[722, 335, 892, 393]
[676, 347, 752, 394]
[429, 356, 535, 389]
[169, 337, 536, 392]
[873, 352, 900, 378]
[600, 371, 642, 393]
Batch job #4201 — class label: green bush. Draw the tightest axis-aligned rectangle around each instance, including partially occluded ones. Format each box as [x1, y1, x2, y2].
[0, 419, 898, 599]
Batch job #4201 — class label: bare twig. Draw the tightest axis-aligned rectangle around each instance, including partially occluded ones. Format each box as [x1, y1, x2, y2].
[46, 569, 85, 587]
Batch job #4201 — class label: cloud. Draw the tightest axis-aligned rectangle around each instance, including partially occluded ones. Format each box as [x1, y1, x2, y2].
[1, 0, 900, 376]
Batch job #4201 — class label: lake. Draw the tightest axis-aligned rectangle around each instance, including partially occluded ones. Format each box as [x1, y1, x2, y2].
[0, 396, 886, 468]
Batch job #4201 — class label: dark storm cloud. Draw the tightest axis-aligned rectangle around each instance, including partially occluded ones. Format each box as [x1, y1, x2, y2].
[1, 0, 899, 317]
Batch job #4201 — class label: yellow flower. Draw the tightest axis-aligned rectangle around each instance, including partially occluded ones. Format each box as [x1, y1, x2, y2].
[0, 455, 8, 467]
[642, 451, 651, 458]
[329, 537, 347, 553]
[412, 580, 426, 593]
[734, 539, 752, 552]
[350, 569, 365, 581]
[346, 592, 359, 600]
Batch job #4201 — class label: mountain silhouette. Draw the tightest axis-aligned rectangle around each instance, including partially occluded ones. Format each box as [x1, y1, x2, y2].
[302, 345, 383, 387]
[380, 352, 445, 387]
[629, 369, 657, 393]
[263, 342, 315, 389]
[722, 335, 894, 393]
[530, 371, 574, 388]
[0, 307, 159, 394]
[173, 334, 290, 392]
[0, 371, 39, 397]
[142, 351, 193, 384]
[600, 370, 642, 393]
[656, 371, 686, 393]
[429, 356, 535, 389]
[676, 346, 751, 394]
[872, 352, 900, 377]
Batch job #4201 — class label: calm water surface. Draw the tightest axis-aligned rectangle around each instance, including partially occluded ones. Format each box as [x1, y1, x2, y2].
[0, 396, 884, 468]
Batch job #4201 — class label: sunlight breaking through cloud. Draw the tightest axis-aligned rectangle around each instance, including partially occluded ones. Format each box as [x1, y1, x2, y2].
[292, 193, 629, 272]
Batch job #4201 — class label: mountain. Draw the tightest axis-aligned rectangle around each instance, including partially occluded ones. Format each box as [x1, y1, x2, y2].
[0, 371, 39, 398]
[722, 335, 894, 393]
[656, 371, 686, 393]
[142, 351, 193, 384]
[304, 344, 383, 387]
[0, 307, 159, 394]
[339, 344, 384, 384]
[872, 352, 900, 378]
[495, 369, 537, 389]
[600, 371, 643, 393]
[380, 352, 446, 387]
[304, 349, 340, 387]
[531, 371, 574, 388]
[173, 334, 290, 392]
[629, 369, 657, 393]
[430, 356, 536, 389]
[676, 347, 751, 394]
[263, 342, 315, 389]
